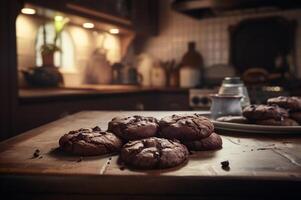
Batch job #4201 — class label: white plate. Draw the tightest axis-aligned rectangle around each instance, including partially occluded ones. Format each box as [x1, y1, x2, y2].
[212, 120, 301, 134]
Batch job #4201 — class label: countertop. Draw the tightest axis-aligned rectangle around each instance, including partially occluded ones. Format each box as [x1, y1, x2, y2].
[0, 111, 300, 199]
[19, 85, 189, 103]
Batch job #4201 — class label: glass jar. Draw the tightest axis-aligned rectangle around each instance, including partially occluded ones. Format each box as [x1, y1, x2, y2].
[210, 94, 242, 119]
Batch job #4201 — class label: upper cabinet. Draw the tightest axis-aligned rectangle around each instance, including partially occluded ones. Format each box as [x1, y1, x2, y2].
[172, 0, 301, 19]
[25, 0, 158, 35]
[131, 0, 159, 36]
[68, 0, 131, 19]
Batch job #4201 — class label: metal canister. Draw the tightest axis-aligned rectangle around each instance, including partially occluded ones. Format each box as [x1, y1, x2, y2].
[218, 77, 250, 108]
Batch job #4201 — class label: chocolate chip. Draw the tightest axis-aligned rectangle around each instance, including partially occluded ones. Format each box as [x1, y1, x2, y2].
[119, 166, 125, 170]
[33, 149, 40, 158]
[92, 126, 101, 131]
[221, 160, 229, 167]
[77, 133, 84, 139]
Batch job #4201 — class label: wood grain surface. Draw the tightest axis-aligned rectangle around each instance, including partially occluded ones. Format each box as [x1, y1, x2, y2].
[0, 111, 301, 198]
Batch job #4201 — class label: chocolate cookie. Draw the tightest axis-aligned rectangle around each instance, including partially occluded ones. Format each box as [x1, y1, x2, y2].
[216, 116, 249, 124]
[242, 104, 288, 121]
[59, 126, 122, 156]
[290, 112, 301, 124]
[120, 137, 189, 169]
[256, 118, 299, 126]
[183, 133, 223, 151]
[108, 116, 159, 141]
[267, 96, 301, 111]
[159, 114, 214, 141]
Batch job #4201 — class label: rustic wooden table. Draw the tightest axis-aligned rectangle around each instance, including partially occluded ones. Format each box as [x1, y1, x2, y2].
[0, 111, 300, 199]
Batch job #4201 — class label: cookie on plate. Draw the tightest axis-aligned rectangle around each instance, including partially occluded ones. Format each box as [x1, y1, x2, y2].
[108, 115, 159, 141]
[242, 104, 288, 121]
[159, 114, 214, 141]
[290, 112, 301, 124]
[216, 116, 249, 124]
[59, 126, 122, 156]
[183, 132, 223, 151]
[255, 118, 299, 126]
[120, 137, 189, 169]
[267, 96, 301, 111]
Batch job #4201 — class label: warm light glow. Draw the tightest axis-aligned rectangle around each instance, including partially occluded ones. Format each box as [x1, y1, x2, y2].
[54, 15, 64, 21]
[109, 28, 119, 34]
[82, 22, 94, 29]
[21, 8, 36, 15]
[263, 86, 282, 92]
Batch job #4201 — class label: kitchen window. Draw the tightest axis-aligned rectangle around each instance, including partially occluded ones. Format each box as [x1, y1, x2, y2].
[35, 23, 75, 71]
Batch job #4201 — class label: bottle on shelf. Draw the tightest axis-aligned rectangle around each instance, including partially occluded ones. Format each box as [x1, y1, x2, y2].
[179, 42, 204, 88]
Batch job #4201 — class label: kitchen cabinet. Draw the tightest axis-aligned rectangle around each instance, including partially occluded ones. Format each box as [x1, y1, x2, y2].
[1, 111, 300, 199]
[131, 0, 159, 36]
[25, 0, 159, 34]
[26, 0, 132, 29]
[68, 0, 131, 19]
[67, 0, 159, 35]
[172, 0, 301, 19]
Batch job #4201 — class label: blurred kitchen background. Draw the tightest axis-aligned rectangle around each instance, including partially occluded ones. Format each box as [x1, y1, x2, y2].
[1, 0, 301, 139]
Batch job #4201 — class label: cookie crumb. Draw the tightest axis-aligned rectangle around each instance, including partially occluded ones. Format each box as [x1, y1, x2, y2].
[77, 157, 83, 162]
[33, 149, 40, 158]
[221, 160, 229, 167]
[221, 160, 230, 171]
[257, 148, 268, 151]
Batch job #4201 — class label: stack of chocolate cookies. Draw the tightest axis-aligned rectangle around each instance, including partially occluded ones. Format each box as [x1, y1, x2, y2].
[267, 96, 301, 125]
[241, 96, 300, 126]
[58, 114, 222, 170]
[108, 115, 190, 169]
[159, 114, 222, 151]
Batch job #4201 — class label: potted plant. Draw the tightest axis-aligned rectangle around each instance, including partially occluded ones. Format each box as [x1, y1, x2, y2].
[40, 16, 69, 66]
[40, 43, 60, 66]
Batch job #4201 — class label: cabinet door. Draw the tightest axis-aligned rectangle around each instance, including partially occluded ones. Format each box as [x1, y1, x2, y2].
[26, 0, 132, 27]
[69, 0, 131, 19]
[131, 0, 158, 36]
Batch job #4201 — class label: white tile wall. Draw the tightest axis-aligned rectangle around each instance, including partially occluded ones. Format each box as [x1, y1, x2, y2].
[142, 0, 301, 78]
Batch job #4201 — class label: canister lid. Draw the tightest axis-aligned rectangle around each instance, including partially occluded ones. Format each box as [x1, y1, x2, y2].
[222, 77, 242, 84]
